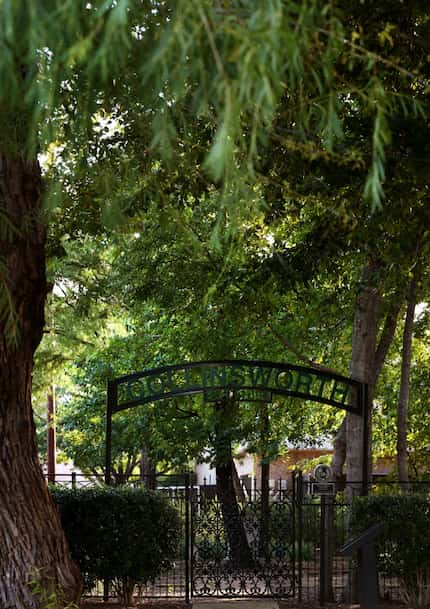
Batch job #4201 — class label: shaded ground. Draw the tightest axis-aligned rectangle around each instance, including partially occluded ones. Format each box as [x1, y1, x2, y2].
[81, 602, 188, 609]
[80, 600, 406, 609]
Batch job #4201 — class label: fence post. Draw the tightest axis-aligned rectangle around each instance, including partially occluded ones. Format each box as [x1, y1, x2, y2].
[71, 472, 76, 490]
[292, 471, 296, 599]
[319, 495, 327, 606]
[339, 522, 385, 609]
[297, 470, 303, 603]
[185, 472, 191, 604]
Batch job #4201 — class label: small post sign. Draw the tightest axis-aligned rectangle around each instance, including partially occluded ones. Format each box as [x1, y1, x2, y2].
[312, 464, 335, 495]
[311, 482, 335, 495]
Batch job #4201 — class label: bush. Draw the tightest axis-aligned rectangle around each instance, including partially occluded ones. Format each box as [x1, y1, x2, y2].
[351, 494, 430, 608]
[51, 486, 181, 605]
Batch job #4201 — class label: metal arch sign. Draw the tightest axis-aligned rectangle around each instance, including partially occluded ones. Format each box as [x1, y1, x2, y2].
[107, 359, 363, 414]
[105, 360, 369, 492]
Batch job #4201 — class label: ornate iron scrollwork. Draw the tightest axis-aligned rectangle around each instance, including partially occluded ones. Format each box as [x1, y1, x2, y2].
[192, 489, 295, 597]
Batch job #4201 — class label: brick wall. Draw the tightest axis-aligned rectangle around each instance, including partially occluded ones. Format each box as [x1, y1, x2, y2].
[255, 449, 332, 487]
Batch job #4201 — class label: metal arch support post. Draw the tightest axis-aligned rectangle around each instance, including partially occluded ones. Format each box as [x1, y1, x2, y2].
[185, 472, 191, 604]
[361, 383, 369, 496]
[105, 381, 116, 486]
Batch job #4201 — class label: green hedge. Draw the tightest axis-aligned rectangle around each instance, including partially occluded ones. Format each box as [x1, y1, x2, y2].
[351, 494, 430, 608]
[51, 486, 181, 603]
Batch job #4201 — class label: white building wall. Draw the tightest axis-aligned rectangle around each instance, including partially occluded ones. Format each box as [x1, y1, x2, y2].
[195, 452, 255, 485]
[235, 453, 254, 478]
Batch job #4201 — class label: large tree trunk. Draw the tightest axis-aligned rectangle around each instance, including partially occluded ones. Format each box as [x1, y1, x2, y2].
[0, 155, 81, 608]
[397, 274, 417, 488]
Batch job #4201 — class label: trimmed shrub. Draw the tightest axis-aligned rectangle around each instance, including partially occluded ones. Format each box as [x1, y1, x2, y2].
[351, 494, 430, 608]
[51, 486, 181, 605]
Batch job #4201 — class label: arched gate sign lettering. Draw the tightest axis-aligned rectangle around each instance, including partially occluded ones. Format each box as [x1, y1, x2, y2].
[105, 359, 369, 601]
[105, 359, 369, 488]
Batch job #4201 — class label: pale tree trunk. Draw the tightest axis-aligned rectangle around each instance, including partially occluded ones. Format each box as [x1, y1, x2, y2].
[330, 264, 402, 603]
[0, 155, 81, 608]
[331, 265, 401, 494]
[397, 274, 418, 488]
[332, 418, 347, 483]
[329, 263, 380, 603]
[140, 447, 157, 489]
[345, 263, 381, 496]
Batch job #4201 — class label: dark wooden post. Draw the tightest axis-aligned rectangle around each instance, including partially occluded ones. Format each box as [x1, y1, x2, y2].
[338, 522, 386, 609]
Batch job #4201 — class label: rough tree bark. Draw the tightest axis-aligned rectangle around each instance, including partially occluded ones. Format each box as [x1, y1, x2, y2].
[397, 273, 418, 488]
[140, 446, 157, 489]
[331, 265, 402, 493]
[231, 457, 246, 502]
[345, 262, 381, 495]
[330, 265, 401, 602]
[0, 154, 81, 608]
[215, 399, 253, 567]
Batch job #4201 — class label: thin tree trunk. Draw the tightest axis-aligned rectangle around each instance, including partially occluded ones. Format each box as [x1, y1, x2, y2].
[215, 399, 253, 568]
[372, 299, 402, 387]
[0, 155, 81, 608]
[216, 458, 254, 567]
[332, 418, 347, 483]
[231, 457, 246, 502]
[397, 274, 417, 488]
[140, 447, 157, 489]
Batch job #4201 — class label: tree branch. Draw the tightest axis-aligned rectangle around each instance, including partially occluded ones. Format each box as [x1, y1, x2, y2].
[174, 405, 199, 418]
[372, 297, 402, 387]
[266, 323, 342, 377]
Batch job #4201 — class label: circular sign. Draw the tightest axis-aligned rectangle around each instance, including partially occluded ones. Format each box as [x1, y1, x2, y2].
[314, 464, 332, 482]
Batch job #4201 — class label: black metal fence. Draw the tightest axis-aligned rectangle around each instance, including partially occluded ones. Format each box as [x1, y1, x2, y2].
[45, 471, 430, 604]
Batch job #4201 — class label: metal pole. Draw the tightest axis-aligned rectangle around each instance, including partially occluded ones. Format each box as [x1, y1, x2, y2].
[361, 383, 369, 496]
[104, 382, 116, 603]
[185, 472, 191, 604]
[319, 495, 327, 606]
[292, 471, 296, 598]
[297, 470, 303, 603]
[105, 381, 116, 486]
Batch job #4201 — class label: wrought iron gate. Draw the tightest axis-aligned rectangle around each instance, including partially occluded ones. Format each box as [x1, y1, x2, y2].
[191, 484, 296, 598]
